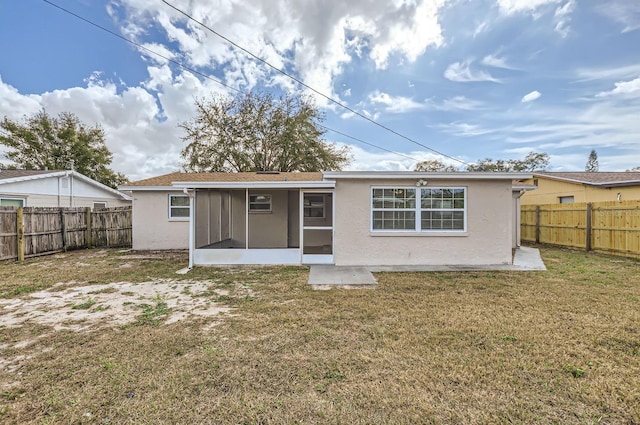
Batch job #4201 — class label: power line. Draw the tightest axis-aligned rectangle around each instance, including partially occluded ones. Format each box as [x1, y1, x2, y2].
[41, 0, 239, 93]
[161, 0, 470, 167]
[39, 0, 424, 164]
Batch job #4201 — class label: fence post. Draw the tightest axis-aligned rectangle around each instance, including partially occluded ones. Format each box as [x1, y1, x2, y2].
[17, 207, 24, 262]
[85, 207, 92, 248]
[59, 209, 67, 251]
[535, 205, 541, 244]
[586, 203, 592, 252]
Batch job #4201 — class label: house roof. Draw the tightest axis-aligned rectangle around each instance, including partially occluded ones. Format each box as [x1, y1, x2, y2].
[0, 169, 132, 200]
[0, 169, 61, 180]
[534, 172, 640, 187]
[122, 171, 324, 188]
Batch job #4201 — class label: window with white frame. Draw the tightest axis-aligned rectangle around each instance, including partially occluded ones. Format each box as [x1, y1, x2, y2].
[0, 197, 25, 207]
[304, 194, 325, 218]
[93, 202, 107, 210]
[371, 187, 466, 232]
[249, 194, 272, 212]
[169, 194, 190, 219]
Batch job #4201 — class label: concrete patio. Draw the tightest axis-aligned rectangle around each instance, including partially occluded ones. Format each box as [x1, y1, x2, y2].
[308, 246, 546, 287]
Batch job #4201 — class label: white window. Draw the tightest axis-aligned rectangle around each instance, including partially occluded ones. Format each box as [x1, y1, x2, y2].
[0, 197, 25, 207]
[169, 194, 190, 219]
[93, 202, 107, 210]
[559, 196, 574, 204]
[249, 194, 272, 212]
[371, 187, 466, 232]
[304, 194, 325, 218]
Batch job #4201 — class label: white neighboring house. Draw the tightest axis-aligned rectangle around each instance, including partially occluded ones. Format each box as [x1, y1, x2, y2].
[0, 169, 131, 209]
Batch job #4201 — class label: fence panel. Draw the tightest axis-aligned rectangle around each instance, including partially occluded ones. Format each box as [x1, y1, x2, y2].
[521, 200, 640, 258]
[92, 207, 132, 248]
[1, 206, 132, 261]
[0, 207, 18, 261]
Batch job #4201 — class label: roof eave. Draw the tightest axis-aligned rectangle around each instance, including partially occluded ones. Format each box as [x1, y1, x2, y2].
[172, 181, 335, 189]
[323, 171, 533, 180]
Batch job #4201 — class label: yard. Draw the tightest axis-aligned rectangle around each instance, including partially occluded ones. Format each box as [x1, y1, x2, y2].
[0, 247, 639, 424]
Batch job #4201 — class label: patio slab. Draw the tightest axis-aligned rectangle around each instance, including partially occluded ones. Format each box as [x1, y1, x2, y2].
[308, 265, 377, 289]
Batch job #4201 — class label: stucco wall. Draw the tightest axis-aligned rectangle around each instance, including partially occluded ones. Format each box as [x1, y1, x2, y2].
[521, 178, 640, 205]
[248, 189, 288, 248]
[333, 179, 514, 266]
[131, 190, 189, 250]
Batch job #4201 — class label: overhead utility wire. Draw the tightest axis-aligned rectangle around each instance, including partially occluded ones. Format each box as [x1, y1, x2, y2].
[41, 0, 238, 93]
[161, 0, 471, 167]
[41, 0, 420, 164]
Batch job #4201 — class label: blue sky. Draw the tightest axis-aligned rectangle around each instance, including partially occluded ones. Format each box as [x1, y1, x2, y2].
[1, 0, 639, 180]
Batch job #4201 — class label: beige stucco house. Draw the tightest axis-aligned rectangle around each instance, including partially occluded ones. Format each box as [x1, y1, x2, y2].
[0, 169, 131, 208]
[122, 171, 532, 267]
[521, 172, 640, 205]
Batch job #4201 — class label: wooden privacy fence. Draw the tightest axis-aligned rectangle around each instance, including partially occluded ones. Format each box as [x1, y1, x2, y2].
[0, 206, 132, 261]
[521, 200, 640, 258]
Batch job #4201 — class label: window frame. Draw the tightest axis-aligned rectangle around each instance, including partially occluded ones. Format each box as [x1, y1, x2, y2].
[0, 197, 26, 208]
[248, 194, 272, 213]
[304, 194, 326, 219]
[370, 186, 467, 234]
[168, 194, 190, 221]
[93, 202, 107, 210]
[558, 196, 574, 204]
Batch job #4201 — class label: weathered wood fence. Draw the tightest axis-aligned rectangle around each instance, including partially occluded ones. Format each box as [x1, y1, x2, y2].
[521, 200, 640, 258]
[0, 206, 132, 261]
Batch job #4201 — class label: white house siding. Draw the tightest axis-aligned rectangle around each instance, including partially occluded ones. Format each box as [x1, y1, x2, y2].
[131, 191, 189, 250]
[333, 178, 514, 266]
[0, 176, 130, 208]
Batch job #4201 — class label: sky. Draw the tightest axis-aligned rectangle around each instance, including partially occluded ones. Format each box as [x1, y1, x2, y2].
[1, 0, 639, 181]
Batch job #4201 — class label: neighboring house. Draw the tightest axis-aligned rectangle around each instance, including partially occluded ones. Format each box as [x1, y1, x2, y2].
[520, 172, 640, 205]
[121, 171, 532, 267]
[0, 169, 131, 209]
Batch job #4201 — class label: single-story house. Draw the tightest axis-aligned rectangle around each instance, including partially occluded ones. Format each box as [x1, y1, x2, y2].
[0, 169, 131, 208]
[121, 171, 533, 268]
[520, 172, 640, 205]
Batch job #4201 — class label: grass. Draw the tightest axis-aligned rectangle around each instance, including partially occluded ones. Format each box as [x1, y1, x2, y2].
[0, 246, 639, 424]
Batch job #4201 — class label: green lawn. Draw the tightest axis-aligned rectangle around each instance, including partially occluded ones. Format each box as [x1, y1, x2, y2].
[0, 247, 639, 424]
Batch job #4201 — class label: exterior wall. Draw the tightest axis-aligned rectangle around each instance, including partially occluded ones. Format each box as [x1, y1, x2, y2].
[131, 191, 188, 250]
[333, 179, 514, 266]
[0, 175, 130, 207]
[288, 191, 300, 248]
[521, 177, 640, 205]
[0, 192, 129, 208]
[248, 189, 288, 248]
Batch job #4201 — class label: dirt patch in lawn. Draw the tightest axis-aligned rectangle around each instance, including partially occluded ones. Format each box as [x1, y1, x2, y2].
[0, 279, 248, 332]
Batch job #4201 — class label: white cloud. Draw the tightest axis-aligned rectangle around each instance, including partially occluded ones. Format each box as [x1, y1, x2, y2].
[553, 0, 575, 37]
[576, 64, 640, 82]
[426, 96, 485, 111]
[596, 76, 640, 98]
[496, 0, 563, 15]
[521, 90, 542, 103]
[115, 0, 447, 103]
[481, 54, 515, 69]
[341, 144, 464, 171]
[473, 21, 490, 38]
[596, 1, 640, 33]
[444, 61, 500, 83]
[368, 90, 425, 113]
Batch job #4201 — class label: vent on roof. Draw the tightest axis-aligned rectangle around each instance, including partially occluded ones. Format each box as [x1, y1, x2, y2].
[256, 171, 280, 174]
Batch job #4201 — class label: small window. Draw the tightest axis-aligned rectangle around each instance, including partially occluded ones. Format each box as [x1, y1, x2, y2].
[559, 196, 574, 204]
[249, 194, 272, 212]
[169, 194, 190, 219]
[304, 195, 325, 218]
[93, 202, 107, 210]
[0, 197, 25, 207]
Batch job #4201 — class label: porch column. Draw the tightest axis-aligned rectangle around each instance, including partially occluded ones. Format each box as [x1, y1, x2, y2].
[188, 189, 195, 268]
[245, 188, 249, 250]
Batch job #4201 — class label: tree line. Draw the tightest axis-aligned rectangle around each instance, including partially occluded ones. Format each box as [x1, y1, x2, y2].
[1, 91, 638, 186]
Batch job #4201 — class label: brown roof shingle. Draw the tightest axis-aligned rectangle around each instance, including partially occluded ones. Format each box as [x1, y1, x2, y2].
[535, 171, 640, 186]
[123, 171, 324, 187]
[0, 169, 61, 181]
